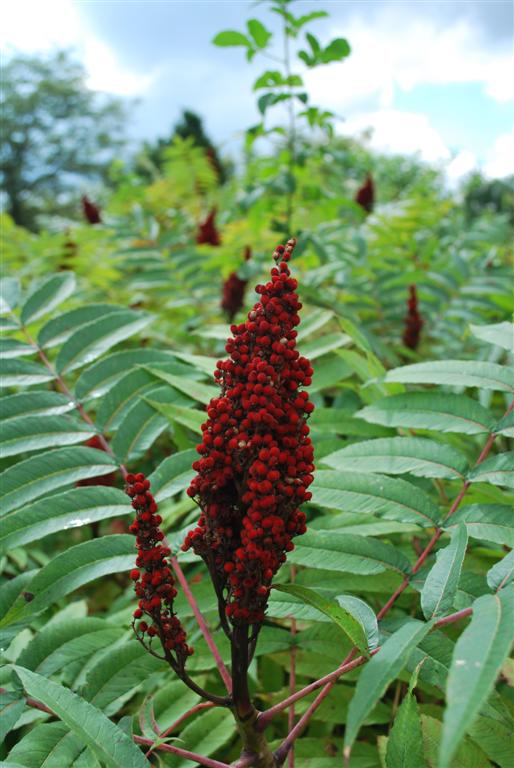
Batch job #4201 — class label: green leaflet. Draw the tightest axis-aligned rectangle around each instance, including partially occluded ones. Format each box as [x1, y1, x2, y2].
[323, 436, 468, 479]
[273, 584, 369, 653]
[0, 414, 94, 459]
[446, 505, 514, 547]
[0, 392, 74, 421]
[148, 449, 196, 502]
[0, 536, 135, 627]
[20, 273, 76, 326]
[311, 469, 439, 526]
[345, 620, 432, 753]
[288, 529, 411, 575]
[421, 525, 468, 619]
[38, 304, 127, 348]
[56, 310, 153, 373]
[357, 392, 495, 435]
[385, 360, 514, 393]
[1, 359, 54, 387]
[470, 321, 513, 352]
[0, 446, 117, 516]
[439, 588, 514, 768]
[0, 487, 130, 555]
[487, 550, 514, 592]
[12, 668, 148, 768]
[468, 452, 514, 488]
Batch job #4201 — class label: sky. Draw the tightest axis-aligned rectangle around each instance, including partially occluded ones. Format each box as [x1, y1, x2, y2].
[2, 0, 514, 183]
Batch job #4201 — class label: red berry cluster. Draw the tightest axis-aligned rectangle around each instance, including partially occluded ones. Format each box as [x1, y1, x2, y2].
[126, 472, 193, 663]
[196, 207, 221, 246]
[81, 195, 102, 225]
[355, 173, 374, 214]
[183, 238, 314, 624]
[403, 284, 423, 350]
[221, 246, 251, 322]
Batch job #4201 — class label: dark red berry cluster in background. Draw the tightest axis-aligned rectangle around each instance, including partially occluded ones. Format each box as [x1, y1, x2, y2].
[183, 238, 315, 624]
[355, 173, 374, 213]
[77, 436, 117, 487]
[196, 207, 221, 246]
[221, 246, 251, 322]
[403, 284, 423, 350]
[81, 195, 102, 225]
[127, 473, 193, 664]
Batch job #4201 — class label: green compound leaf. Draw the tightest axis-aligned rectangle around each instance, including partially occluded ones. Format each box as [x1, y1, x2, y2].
[467, 452, 514, 488]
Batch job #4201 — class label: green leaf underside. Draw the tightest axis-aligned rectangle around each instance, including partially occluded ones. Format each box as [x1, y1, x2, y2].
[439, 588, 514, 768]
[148, 449, 197, 501]
[13, 667, 148, 768]
[470, 321, 513, 352]
[311, 470, 439, 526]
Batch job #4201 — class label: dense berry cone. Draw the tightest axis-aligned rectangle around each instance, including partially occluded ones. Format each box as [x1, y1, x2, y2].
[403, 284, 423, 350]
[221, 246, 251, 321]
[183, 238, 314, 624]
[127, 473, 193, 664]
[355, 173, 374, 213]
[197, 207, 221, 245]
[81, 195, 102, 224]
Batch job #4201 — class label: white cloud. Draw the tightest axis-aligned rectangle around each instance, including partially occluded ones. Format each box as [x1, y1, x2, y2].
[84, 39, 158, 96]
[484, 128, 514, 178]
[339, 109, 451, 163]
[304, 12, 514, 109]
[0, 0, 157, 97]
[446, 150, 478, 184]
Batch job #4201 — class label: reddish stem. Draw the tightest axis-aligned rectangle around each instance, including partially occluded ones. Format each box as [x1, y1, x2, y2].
[159, 701, 216, 739]
[172, 555, 233, 694]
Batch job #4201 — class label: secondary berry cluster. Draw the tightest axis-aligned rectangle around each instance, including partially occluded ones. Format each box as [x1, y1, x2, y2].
[403, 284, 423, 350]
[127, 473, 193, 664]
[183, 238, 314, 624]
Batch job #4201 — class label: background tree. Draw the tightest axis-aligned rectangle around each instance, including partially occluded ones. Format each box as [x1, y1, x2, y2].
[0, 50, 127, 230]
[135, 109, 229, 183]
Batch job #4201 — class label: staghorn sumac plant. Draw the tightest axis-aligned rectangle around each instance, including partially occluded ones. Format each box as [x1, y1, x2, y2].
[126, 238, 315, 764]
